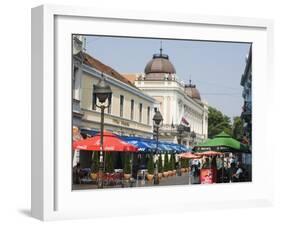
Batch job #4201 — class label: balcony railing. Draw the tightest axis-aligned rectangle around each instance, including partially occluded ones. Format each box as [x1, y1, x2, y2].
[241, 101, 252, 120]
[72, 99, 83, 114]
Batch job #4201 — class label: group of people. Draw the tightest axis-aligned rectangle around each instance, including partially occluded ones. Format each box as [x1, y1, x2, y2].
[73, 163, 92, 184]
[189, 154, 248, 184]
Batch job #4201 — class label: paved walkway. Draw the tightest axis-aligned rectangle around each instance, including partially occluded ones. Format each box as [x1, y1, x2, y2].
[72, 172, 199, 190]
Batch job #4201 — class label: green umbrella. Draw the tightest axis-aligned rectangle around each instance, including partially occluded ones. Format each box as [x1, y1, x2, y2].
[194, 131, 249, 153]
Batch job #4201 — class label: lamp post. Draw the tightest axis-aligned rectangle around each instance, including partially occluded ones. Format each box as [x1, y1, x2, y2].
[190, 130, 196, 147]
[177, 124, 185, 176]
[92, 73, 112, 189]
[152, 110, 163, 185]
[177, 124, 185, 145]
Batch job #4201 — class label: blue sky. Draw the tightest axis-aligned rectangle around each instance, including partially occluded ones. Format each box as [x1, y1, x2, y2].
[84, 36, 251, 119]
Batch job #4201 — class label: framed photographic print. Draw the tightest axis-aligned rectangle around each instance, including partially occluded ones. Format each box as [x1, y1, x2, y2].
[31, 4, 274, 221]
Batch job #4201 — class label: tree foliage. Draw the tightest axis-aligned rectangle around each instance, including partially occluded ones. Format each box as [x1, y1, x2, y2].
[232, 116, 243, 141]
[181, 158, 188, 168]
[208, 106, 245, 142]
[164, 153, 169, 172]
[147, 154, 154, 174]
[91, 152, 99, 173]
[170, 154, 175, 170]
[208, 106, 232, 138]
[123, 153, 131, 174]
[105, 152, 114, 173]
[158, 154, 163, 173]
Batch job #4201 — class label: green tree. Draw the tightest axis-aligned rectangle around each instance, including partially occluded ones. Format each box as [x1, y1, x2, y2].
[123, 153, 131, 174]
[91, 152, 99, 173]
[180, 158, 185, 168]
[208, 106, 232, 138]
[172, 154, 176, 170]
[158, 154, 163, 173]
[169, 154, 175, 171]
[164, 153, 169, 172]
[232, 116, 243, 141]
[105, 152, 114, 173]
[181, 158, 188, 169]
[147, 154, 154, 175]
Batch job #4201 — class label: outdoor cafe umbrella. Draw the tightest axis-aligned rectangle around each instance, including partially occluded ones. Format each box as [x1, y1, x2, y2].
[194, 150, 222, 156]
[72, 131, 138, 152]
[179, 144, 191, 153]
[193, 131, 248, 183]
[178, 152, 201, 159]
[121, 137, 154, 153]
[194, 131, 249, 153]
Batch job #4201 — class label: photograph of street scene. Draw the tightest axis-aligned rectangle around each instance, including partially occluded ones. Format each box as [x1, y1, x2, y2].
[72, 35, 252, 190]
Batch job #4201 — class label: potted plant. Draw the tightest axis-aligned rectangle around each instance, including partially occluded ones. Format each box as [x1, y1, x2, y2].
[146, 154, 154, 181]
[123, 153, 131, 180]
[185, 158, 190, 172]
[158, 154, 163, 179]
[180, 158, 187, 173]
[105, 152, 114, 173]
[169, 154, 175, 176]
[167, 154, 172, 176]
[171, 154, 177, 175]
[163, 153, 169, 177]
[104, 152, 115, 184]
[90, 152, 99, 180]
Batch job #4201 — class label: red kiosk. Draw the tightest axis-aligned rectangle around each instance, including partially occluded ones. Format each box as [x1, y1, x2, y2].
[195, 151, 221, 184]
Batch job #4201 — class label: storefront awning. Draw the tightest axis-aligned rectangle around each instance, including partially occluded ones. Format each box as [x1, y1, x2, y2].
[120, 136, 190, 154]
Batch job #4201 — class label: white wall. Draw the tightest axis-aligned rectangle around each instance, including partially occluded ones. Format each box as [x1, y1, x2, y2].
[1, 0, 281, 226]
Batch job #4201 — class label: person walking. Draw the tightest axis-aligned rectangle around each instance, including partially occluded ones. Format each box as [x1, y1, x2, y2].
[232, 162, 243, 182]
[73, 162, 81, 184]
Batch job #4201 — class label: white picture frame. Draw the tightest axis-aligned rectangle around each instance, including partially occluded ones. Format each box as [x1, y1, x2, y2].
[31, 4, 274, 221]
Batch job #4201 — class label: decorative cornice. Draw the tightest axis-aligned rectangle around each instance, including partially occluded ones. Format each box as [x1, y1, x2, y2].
[82, 64, 157, 103]
[81, 118, 153, 135]
[81, 108, 152, 129]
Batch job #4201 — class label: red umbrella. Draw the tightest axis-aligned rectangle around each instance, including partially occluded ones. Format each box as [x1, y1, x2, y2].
[72, 131, 138, 152]
[178, 152, 201, 159]
[194, 150, 222, 156]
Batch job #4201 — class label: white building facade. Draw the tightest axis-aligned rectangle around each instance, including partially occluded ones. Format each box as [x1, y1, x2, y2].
[72, 35, 156, 138]
[240, 45, 252, 150]
[124, 49, 208, 145]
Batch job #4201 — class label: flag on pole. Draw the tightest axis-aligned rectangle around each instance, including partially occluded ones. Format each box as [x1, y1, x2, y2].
[180, 116, 189, 127]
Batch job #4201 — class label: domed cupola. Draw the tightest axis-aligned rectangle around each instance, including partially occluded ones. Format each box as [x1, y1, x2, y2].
[184, 80, 201, 101]
[144, 46, 176, 80]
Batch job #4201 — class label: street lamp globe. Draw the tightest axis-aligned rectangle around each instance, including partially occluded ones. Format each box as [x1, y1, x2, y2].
[177, 124, 185, 134]
[92, 73, 112, 189]
[191, 131, 196, 139]
[153, 110, 163, 125]
[177, 124, 185, 145]
[152, 110, 163, 185]
[93, 74, 112, 104]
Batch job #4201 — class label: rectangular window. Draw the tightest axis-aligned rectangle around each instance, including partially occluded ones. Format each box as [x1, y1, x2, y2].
[130, 99, 134, 120]
[139, 103, 142, 123]
[120, 95, 124, 117]
[107, 94, 112, 114]
[147, 107, 150, 125]
[92, 92, 96, 111]
[107, 103, 111, 114]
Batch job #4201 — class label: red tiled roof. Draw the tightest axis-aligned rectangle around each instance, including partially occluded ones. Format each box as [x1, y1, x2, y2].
[82, 53, 136, 88]
[122, 73, 138, 83]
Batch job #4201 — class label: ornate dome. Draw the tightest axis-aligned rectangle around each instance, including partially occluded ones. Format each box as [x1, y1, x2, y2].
[184, 83, 201, 101]
[144, 48, 176, 80]
[144, 54, 176, 74]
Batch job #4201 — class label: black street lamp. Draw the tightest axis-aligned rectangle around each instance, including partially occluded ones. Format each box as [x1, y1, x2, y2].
[190, 130, 196, 147]
[177, 124, 185, 144]
[177, 124, 185, 176]
[152, 110, 163, 185]
[92, 73, 112, 189]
